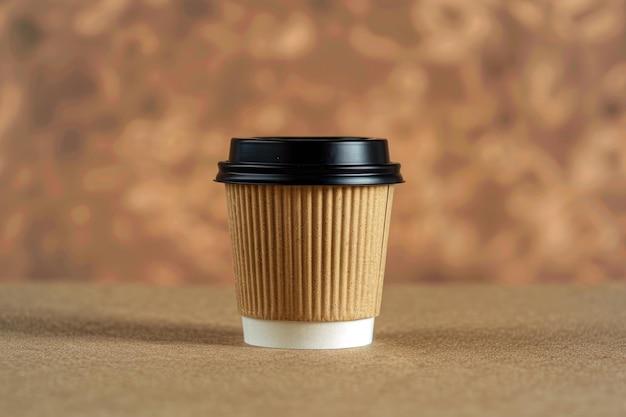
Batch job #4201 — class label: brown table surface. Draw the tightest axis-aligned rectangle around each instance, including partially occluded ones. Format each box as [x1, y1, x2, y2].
[1, 284, 625, 417]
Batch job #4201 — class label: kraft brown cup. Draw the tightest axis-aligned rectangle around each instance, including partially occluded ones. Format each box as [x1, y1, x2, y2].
[216, 137, 403, 349]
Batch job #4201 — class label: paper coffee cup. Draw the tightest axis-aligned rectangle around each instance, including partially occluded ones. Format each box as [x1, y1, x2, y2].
[216, 137, 403, 349]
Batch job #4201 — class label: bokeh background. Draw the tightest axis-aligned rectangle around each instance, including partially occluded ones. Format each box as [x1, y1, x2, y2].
[1, 0, 625, 284]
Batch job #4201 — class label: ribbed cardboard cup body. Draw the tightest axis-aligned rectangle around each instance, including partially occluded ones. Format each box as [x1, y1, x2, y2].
[225, 184, 394, 322]
[217, 137, 402, 348]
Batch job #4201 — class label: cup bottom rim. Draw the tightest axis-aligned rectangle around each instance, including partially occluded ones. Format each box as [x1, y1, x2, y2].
[241, 316, 375, 350]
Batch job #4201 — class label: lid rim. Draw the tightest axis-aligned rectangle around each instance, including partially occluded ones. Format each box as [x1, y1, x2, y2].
[216, 137, 404, 186]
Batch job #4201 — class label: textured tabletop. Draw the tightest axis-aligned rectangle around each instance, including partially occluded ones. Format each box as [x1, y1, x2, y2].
[1, 284, 625, 417]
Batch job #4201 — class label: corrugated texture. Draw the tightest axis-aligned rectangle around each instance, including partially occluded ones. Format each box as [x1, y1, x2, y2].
[226, 184, 394, 321]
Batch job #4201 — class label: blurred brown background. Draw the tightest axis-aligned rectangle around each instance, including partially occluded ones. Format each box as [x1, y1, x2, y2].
[0, 0, 625, 285]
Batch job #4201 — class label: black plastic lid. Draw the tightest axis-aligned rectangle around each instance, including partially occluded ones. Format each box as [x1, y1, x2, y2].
[215, 137, 404, 185]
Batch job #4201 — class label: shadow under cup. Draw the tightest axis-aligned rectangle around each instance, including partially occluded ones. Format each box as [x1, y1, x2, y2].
[216, 137, 403, 349]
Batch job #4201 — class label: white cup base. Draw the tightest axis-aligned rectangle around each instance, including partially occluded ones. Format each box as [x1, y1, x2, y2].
[241, 316, 375, 349]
